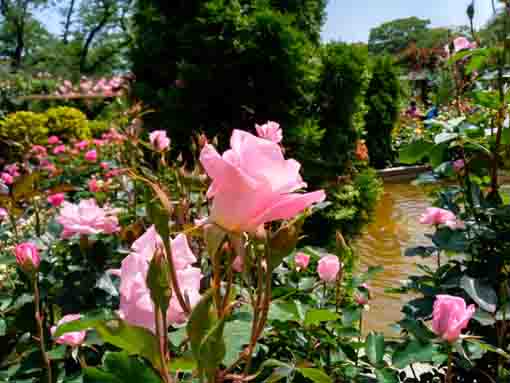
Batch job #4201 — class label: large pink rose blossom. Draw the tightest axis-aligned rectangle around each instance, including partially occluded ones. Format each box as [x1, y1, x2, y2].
[56, 199, 120, 238]
[432, 295, 475, 342]
[14, 242, 40, 271]
[255, 121, 283, 143]
[294, 252, 310, 271]
[51, 314, 87, 347]
[419, 207, 463, 229]
[113, 226, 201, 332]
[199, 130, 325, 233]
[317, 255, 340, 282]
[149, 130, 170, 151]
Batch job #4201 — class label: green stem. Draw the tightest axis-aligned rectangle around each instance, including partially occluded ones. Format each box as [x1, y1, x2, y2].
[9, 212, 19, 242]
[446, 348, 453, 383]
[154, 308, 172, 383]
[34, 278, 52, 383]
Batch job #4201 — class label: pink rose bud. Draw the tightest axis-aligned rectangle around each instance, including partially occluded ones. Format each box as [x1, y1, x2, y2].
[88, 178, 100, 192]
[317, 255, 340, 283]
[354, 291, 369, 306]
[51, 314, 87, 347]
[255, 121, 283, 143]
[294, 252, 310, 271]
[453, 159, 465, 173]
[432, 295, 475, 342]
[48, 136, 61, 145]
[100, 162, 109, 170]
[84, 149, 98, 162]
[1, 172, 13, 185]
[0, 207, 8, 220]
[419, 207, 462, 229]
[53, 145, 67, 155]
[14, 242, 40, 272]
[47, 193, 65, 207]
[232, 255, 244, 272]
[74, 140, 89, 150]
[149, 130, 170, 151]
[5, 163, 20, 177]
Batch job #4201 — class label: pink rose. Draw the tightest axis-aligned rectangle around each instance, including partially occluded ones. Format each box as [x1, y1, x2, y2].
[51, 314, 87, 347]
[31, 145, 48, 156]
[199, 130, 325, 233]
[84, 149, 98, 162]
[47, 193, 65, 207]
[255, 121, 283, 143]
[1, 172, 13, 185]
[453, 37, 475, 53]
[94, 139, 107, 147]
[14, 242, 40, 271]
[149, 130, 170, 151]
[453, 159, 465, 173]
[53, 145, 67, 155]
[100, 162, 109, 170]
[74, 140, 89, 150]
[232, 255, 244, 272]
[419, 207, 462, 229]
[294, 252, 310, 271]
[432, 295, 475, 342]
[56, 199, 120, 238]
[48, 136, 61, 145]
[113, 226, 201, 332]
[0, 207, 7, 221]
[317, 255, 340, 283]
[4, 163, 20, 177]
[88, 178, 100, 193]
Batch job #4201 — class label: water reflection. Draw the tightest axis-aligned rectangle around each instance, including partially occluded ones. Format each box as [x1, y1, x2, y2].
[354, 182, 435, 335]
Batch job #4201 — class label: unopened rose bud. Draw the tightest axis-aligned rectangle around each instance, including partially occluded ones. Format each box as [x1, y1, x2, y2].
[14, 242, 40, 274]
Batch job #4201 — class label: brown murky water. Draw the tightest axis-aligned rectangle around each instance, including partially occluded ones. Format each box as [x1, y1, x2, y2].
[355, 182, 435, 336]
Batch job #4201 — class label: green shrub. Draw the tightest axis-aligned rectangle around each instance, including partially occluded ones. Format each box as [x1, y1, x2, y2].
[0, 110, 48, 145]
[88, 120, 110, 137]
[45, 106, 90, 139]
[364, 56, 401, 168]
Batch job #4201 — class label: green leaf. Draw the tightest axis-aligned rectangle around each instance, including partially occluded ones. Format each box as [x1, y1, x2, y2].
[404, 246, 436, 258]
[473, 308, 496, 326]
[304, 309, 339, 327]
[470, 90, 500, 109]
[223, 320, 252, 365]
[429, 144, 447, 168]
[460, 276, 497, 313]
[392, 340, 436, 369]
[398, 140, 434, 165]
[297, 368, 332, 383]
[496, 302, 510, 321]
[467, 339, 510, 360]
[268, 301, 300, 322]
[200, 318, 226, 381]
[168, 356, 197, 373]
[187, 289, 213, 363]
[374, 368, 399, 383]
[84, 351, 162, 383]
[365, 332, 385, 367]
[434, 132, 458, 145]
[0, 318, 5, 336]
[46, 345, 67, 360]
[501, 128, 510, 145]
[204, 224, 226, 259]
[398, 319, 436, 342]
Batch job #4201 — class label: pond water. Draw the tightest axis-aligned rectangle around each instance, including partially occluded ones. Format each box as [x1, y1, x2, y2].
[354, 182, 436, 336]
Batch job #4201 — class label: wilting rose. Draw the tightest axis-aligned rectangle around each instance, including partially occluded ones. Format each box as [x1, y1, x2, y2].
[432, 295, 475, 342]
[200, 130, 325, 233]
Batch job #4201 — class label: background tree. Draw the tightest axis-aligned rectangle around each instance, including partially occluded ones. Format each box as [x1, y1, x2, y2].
[368, 17, 430, 55]
[364, 56, 401, 168]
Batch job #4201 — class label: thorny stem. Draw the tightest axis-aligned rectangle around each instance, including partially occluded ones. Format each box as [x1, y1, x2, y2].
[154, 308, 172, 383]
[34, 278, 52, 383]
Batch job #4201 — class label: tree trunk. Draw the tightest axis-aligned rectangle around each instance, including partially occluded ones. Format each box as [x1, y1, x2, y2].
[63, 0, 76, 44]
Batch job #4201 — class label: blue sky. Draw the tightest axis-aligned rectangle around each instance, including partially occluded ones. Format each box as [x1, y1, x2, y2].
[38, 1, 497, 42]
[321, 0, 497, 42]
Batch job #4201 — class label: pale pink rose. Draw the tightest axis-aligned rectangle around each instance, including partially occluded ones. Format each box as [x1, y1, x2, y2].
[432, 295, 475, 342]
[453, 37, 474, 53]
[1, 172, 13, 185]
[232, 255, 244, 272]
[4, 163, 20, 177]
[114, 226, 201, 332]
[51, 314, 87, 347]
[255, 121, 283, 143]
[149, 130, 170, 151]
[199, 130, 325, 233]
[14, 242, 40, 271]
[74, 140, 89, 150]
[53, 145, 67, 155]
[47, 193, 65, 207]
[100, 162, 109, 170]
[94, 139, 107, 147]
[84, 149, 98, 162]
[294, 252, 310, 271]
[56, 199, 120, 238]
[453, 159, 465, 172]
[317, 255, 340, 283]
[31, 145, 48, 157]
[48, 136, 61, 145]
[419, 207, 462, 229]
[0, 207, 7, 220]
